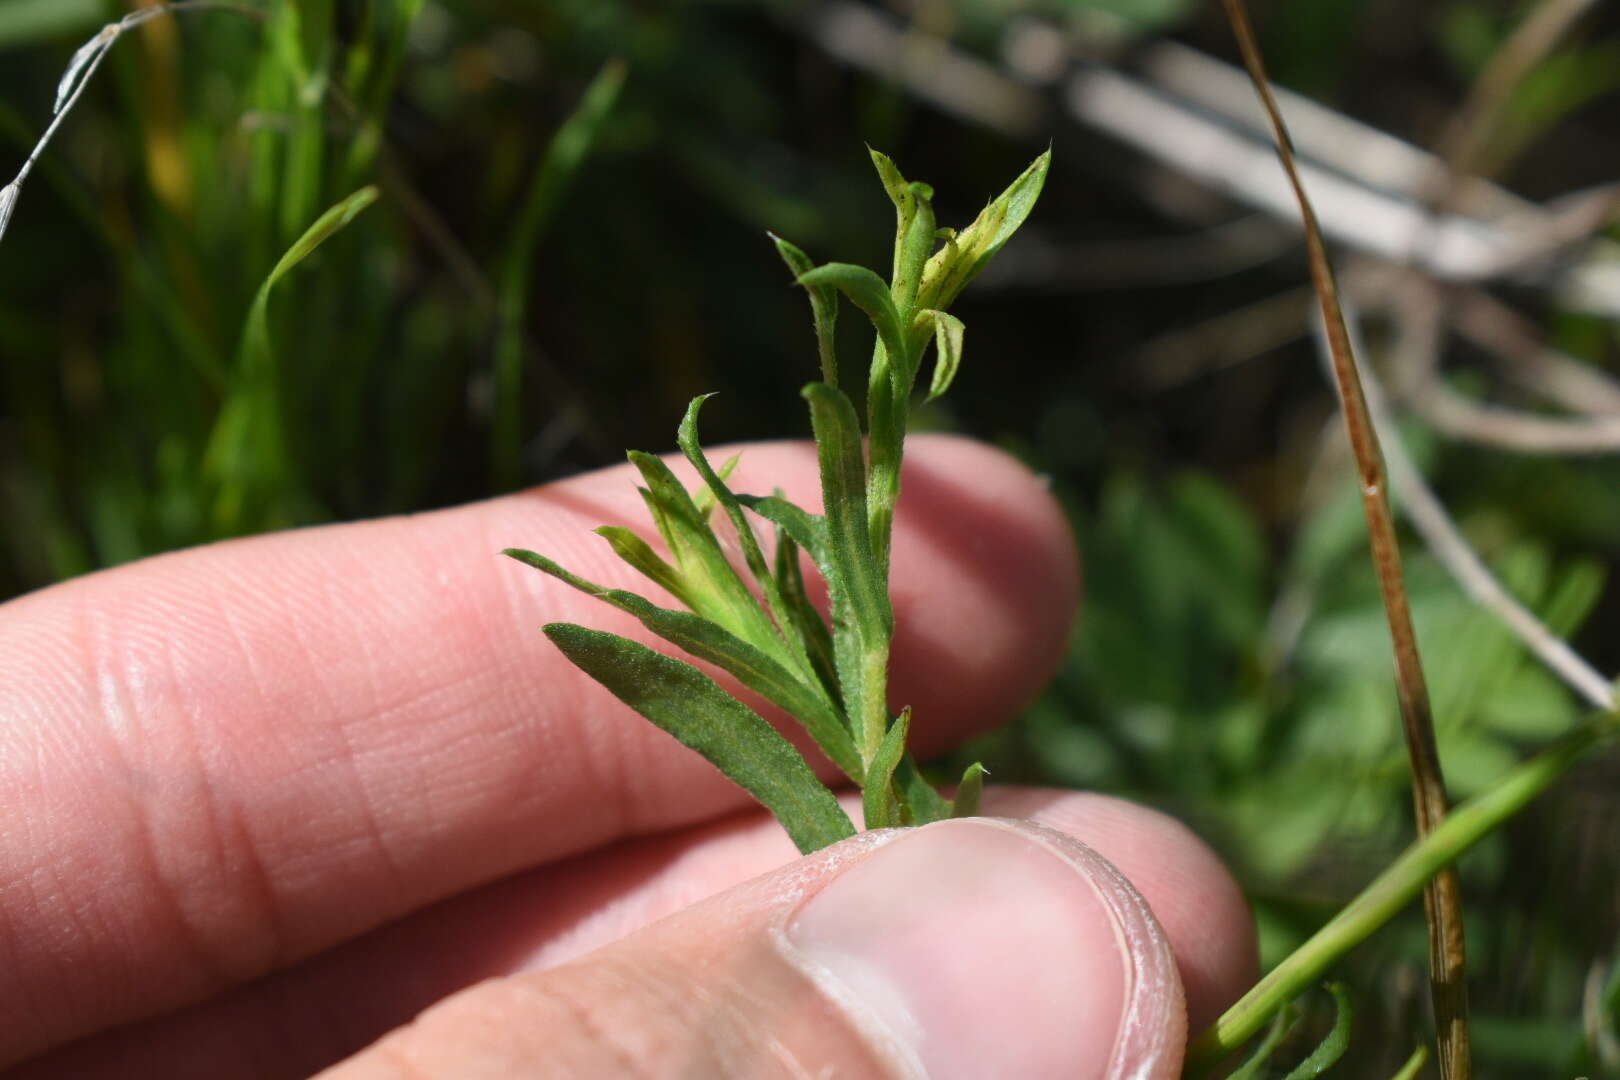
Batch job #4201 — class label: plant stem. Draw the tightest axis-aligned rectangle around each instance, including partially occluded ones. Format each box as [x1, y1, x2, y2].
[1221, 1, 1470, 1070]
[1184, 711, 1618, 1075]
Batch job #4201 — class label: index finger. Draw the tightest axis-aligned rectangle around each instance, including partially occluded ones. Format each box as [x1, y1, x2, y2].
[0, 434, 1078, 1066]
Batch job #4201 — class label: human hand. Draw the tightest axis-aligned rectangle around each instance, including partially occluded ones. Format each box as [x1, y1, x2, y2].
[0, 436, 1255, 1078]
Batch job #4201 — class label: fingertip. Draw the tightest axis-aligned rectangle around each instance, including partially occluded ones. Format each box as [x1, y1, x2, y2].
[988, 789, 1259, 1032]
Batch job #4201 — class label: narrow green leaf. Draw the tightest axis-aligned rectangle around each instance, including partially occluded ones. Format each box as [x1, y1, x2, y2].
[543, 624, 856, 854]
[895, 755, 952, 826]
[635, 483, 680, 559]
[867, 150, 935, 306]
[797, 262, 907, 370]
[868, 147, 911, 211]
[205, 186, 379, 534]
[863, 708, 910, 830]
[914, 309, 965, 401]
[508, 550, 859, 780]
[736, 493, 827, 567]
[1281, 984, 1353, 1079]
[919, 148, 1050, 312]
[593, 525, 690, 606]
[678, 397, 822, 693]
[802, 383, 891, 643]
[1225, 1005, 1299, 1080]
[892, 182, 937, 316]
[771, 233, 839, 387]
[1388, 1046, 1428, 1080]
[804, 381, 893, 760]
[950, 761, 987, 818]
[678, 398, 789, 617]
[774, 531, 842, 710]
[626, 450, 782, 656]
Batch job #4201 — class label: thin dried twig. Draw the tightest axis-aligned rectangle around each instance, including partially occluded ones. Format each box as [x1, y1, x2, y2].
[1322, 297, 1616, 713]
[1220, 2, 1471, 1075]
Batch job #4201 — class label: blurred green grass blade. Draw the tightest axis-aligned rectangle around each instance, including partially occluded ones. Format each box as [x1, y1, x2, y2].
[949, 761, 986, 819]
[206, 185, 379, 534]
[494, 59, 626, 490]
[543, 623, 856, 855]
[863, 707, 909, 829]
[1225, 1004, 1298, 1080]
[1280, 984, 1352, 1079]
[1388, 1045, 1429, 1080]
[0, 0, 101, 46]
[770, 232, 838, 387]
[507, 549, 860, 781]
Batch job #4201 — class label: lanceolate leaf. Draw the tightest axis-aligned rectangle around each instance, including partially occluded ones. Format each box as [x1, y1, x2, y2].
[677, 396, 801, 658]
[805, 381, 894, 758]
[508, 549, 859, 780]
[627, 450, 785, 659]
[771, 233, 839, 388]
[919, 149, 1050, 311]
[868, 149, 932, 304]
[802, 383, 892, 645]
[544, 623, 856, 855]
[864, 708, 910, 830]
[950, 761, 987, 818]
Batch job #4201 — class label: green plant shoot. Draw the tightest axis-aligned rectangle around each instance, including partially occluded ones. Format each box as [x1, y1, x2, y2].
[506, 148, 1050, 852]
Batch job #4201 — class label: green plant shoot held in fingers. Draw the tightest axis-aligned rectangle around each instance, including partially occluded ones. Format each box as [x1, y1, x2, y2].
[506, 148, 1049, 853]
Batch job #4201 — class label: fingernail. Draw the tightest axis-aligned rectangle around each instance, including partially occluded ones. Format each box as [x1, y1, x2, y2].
[782, 819, 1182, 1080]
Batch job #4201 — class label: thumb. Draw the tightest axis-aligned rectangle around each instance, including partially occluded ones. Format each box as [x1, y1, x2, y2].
[320, 819, 1187, 1079]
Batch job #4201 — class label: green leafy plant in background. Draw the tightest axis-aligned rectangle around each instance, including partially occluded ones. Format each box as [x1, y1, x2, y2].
[506, 149, 1048, 852]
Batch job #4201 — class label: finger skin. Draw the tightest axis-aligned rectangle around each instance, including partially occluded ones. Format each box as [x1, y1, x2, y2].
[11, 788, 1255, 1079]
[0, 436, 1078, 1066]
[315, 818, 1184, 1080]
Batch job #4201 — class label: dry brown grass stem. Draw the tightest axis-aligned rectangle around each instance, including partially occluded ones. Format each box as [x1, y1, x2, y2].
[1220, 1, 1471, 1074]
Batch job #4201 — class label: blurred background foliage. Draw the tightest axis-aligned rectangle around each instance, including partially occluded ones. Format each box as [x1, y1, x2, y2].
[2, 0, 1618, 1074]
